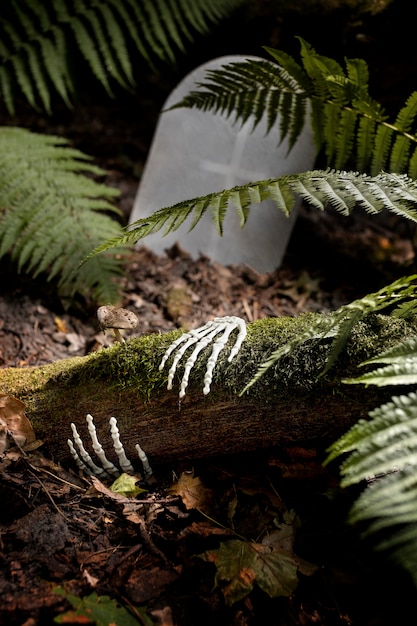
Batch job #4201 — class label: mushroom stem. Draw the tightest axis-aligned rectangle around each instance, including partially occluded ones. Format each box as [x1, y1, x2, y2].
[113, 328, 125, 343]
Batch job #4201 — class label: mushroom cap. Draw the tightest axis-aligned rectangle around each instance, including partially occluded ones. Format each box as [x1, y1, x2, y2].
[97, 305, 139, 330]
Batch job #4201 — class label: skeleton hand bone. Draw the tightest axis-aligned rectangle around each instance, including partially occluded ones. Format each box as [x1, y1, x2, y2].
[68, 413, 153, 479]
[159, 316, 247, 398]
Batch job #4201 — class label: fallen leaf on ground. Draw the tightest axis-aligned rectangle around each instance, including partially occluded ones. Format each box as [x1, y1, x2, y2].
[110, 473, 147, 498]
[126, 566, 180, 603]
[179, 521, 234, 539]
[90, 475, 138, 504]
[167, 471, 213, 511]
[53, 588, 151, 625]
[202, 537, 317, 606]
[0, 394, 37, 452]
[54, 317, 68, 333]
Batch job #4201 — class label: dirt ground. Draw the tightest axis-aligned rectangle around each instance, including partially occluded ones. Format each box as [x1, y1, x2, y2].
[2, 3, 417, 624]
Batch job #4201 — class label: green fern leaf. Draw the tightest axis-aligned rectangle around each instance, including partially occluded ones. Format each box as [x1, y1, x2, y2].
[0, 127, 125, 303]
[0, 66, 14, 113]
[99, 3, 133, 88]
[84, 170, 417, 265]
[263, 46, 312, 93]
[241, 275, 417, 394]
[175, 0, 207, 35]
[345, 360, 417, 387]
[392, 299, 417, 318]
[297, 37, 343, 99]
[171, 57, 310, 146]
[408, 146, 417, 179]
[172, 37, 417, 177]
[346, 57, 370, 89]
[389, 93, 417, 173]
[325, 391, 417, 586]
[25, 43, 51, 111]
[360, 337, 417, 366]
[335, 109, 357, 169]
[13, 53, 38, 108]
[371, 124, 395, 174]
[106, 1, 152, 68]
[344, 335, 417, 387]
[356, 116, 377, 172]
[0, 0, 244, 111]
[338, 392, 417, 483]
[71, 13, 113, 94]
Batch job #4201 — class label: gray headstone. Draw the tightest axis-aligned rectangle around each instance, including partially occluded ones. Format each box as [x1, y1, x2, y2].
[130, 56, 316, 272]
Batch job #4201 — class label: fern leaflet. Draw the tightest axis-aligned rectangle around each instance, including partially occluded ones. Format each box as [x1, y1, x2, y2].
[0, 127, 125, 303]
[325, 390, 417, 586]
[241, 275, 417, 394]
[344, 336, 417, 387]
[84, 170, 417, 263]
[0, 0, 245, 112]
[172, 37, 417, 178]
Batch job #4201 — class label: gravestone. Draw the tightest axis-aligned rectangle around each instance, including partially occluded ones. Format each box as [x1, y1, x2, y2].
[130, 56, 316, 272]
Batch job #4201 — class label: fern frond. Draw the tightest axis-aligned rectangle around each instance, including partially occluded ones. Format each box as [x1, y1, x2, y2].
[298, 37, 344, 100]
[392, 299, 417, 318]
[170, 57, 310, 151]
[325, 391, 417, 585]
[0, 0, 244, 112]
[84, 170, 417, 264]
[0, 127, 125, 303]
[172, 37, 417, 177]
[241, 275, 417, 394]
[345, 360, 417, 388]
[344, 336, 417, 387]
[360, 337, 417, 366]
[389, 93, 417, 173]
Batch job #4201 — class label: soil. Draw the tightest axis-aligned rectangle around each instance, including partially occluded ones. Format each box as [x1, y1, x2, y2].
[2, 3, 417, 625]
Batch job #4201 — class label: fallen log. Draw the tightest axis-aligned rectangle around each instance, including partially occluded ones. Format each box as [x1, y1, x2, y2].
[1, 313, 416, 468]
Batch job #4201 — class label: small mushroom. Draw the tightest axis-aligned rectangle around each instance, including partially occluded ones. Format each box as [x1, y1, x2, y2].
[97, 305, 139, 343]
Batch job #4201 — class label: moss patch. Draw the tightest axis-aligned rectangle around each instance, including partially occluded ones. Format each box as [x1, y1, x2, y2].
[2, 313, 417, 412]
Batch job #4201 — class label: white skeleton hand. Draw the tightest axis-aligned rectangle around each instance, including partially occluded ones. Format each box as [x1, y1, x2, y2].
[67, 413, 153, 479]
[159, 316, 247, 398]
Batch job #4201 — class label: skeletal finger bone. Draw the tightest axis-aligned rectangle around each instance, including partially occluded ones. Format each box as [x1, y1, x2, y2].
[86, 413, 120, 477]
[68, 422, 107, 477]
[67, 414, 153, 480]
[159, 316, 247, 398]
[109, 416, 134, 473]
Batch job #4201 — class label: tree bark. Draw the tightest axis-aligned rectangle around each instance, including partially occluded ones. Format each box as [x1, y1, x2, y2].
[0, 314, 415, 468]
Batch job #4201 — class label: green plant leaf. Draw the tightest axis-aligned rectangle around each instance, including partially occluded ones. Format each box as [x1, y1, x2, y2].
[344, 336, 417, 387]
[201, 523, 316, 606]
[83, 170, 417, 264]
[172, 37, 417, 176]
[53, 588, 151, 625]
[0, 127, 126, 303]
[0, 0, 245, 111]
[110, 473, 146, 498]
[345, 360, 417, 387]
[242, 274, 417, 394]
[325, 390, 417, 586]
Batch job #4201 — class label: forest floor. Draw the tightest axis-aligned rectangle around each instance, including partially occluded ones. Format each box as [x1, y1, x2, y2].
[1, 157, 416, 625]
[2, 3, 417, 623]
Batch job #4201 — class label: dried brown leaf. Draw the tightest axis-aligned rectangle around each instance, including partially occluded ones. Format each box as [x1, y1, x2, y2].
[0, 394, 36, 451]
[167, 471, 212, 510]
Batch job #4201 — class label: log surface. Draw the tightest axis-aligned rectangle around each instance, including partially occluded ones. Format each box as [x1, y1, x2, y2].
[0, 315, 414, 466]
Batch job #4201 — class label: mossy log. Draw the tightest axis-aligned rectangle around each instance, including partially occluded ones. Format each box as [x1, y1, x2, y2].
[1, 314, 416, 468]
